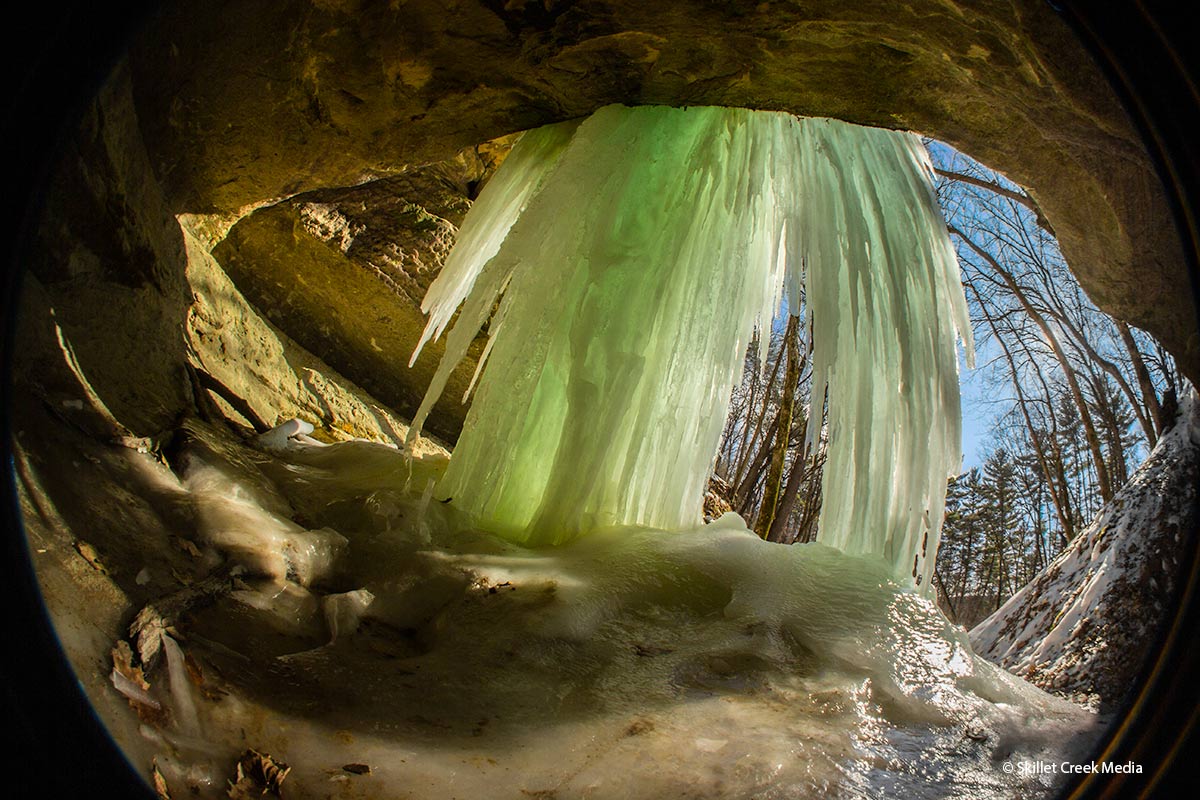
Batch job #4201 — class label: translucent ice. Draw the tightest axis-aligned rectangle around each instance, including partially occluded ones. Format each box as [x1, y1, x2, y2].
[162, 634, 200, 735]
[410, 105, 972, 587]
[794, 119, 975, 589]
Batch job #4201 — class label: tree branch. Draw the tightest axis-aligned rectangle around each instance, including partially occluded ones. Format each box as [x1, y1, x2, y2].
[935, 167, 1055, 235]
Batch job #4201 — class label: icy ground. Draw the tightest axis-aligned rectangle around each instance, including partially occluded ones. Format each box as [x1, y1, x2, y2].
[99, 417, 1100, 799]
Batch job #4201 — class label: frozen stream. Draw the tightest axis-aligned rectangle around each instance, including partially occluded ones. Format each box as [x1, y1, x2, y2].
[138, 419, 1097, 799]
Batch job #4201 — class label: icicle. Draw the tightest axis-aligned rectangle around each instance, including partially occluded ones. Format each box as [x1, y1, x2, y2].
[162, 635, 200, 735]
[795, 119, 972, 593]
[409, 106, 799, 544]
[409, 120, 581, 364]
[407, 105, 972, 590]
[403, 121, 579, 447]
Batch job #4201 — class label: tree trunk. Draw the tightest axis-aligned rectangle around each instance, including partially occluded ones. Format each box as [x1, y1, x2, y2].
[731, 332, 784, 495]
[1053, 311, 1157, 449]
[736, 410, 780, 514]
[766, 417, 810, 543]
[1117, 320, 1164, 443]
[967, 279, 1077, 542]
[1083, 365, 1129, 486]
[755, 316, 801, 538]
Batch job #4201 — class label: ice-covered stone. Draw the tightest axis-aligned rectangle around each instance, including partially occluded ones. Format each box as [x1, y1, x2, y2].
[169, 434, 1095, 800]
[256, 418, 320, 451]
[323, 588, 376, 643]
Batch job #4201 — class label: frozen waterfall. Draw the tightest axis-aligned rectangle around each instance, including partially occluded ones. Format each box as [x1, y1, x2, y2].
[408, 105, 973, 589]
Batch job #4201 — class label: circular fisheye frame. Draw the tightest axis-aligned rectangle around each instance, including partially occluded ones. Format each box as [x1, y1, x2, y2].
[2, 2, 1197, 798]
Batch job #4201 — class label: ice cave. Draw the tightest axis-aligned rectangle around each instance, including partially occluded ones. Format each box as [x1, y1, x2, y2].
[4, 2, 1199, 799]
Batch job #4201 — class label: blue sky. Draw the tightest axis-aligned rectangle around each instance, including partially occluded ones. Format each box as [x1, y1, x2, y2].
[928, 138, 1014, 473]
[959, 342, 993, 470]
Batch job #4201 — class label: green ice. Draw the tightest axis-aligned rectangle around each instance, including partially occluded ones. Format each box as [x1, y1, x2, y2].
[408, 105, 972, 589]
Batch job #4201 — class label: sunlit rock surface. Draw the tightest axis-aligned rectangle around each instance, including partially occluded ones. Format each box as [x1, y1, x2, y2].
[19, 4, 1197, 465]
[182, 224, 440, 446]
[63, 418, 1095, 799]
[971, 391, 1200, 710]
[212, 146, 515, 442]
[15, 65, 443, 448]
[9, 5, 1190, 796]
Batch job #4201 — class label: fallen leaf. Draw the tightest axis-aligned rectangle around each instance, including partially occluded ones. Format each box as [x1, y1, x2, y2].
[227, 749, 291, 798]
[111, 641, 169, 725]
[152, 760, 171, 799]
[175, 537, 203, 559]
[130, 604, 169, 667]
[74, 540, 107, 574]
[184, 651, 228, 701]
[112, 641, 149, 691]
[342, 763, 371, 775]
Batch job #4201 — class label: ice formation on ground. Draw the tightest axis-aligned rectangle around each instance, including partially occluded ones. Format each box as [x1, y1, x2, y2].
[139, 421, 1095, 799]
[408, 105, 972, 588]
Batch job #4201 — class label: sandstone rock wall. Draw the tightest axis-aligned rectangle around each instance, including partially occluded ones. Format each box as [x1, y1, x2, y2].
[212, 157, 500, 442]
[15, 1, 1199, 449]
[18, 64, 193, 436]
[122, 0, 1196, 381]
[15, 64, 448, 448]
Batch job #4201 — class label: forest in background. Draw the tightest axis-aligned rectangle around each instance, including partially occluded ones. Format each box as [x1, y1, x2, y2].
[711, 142, 1187, 627]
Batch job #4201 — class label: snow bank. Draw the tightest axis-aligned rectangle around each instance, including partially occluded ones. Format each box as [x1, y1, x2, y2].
[971, 391, 1200, 707]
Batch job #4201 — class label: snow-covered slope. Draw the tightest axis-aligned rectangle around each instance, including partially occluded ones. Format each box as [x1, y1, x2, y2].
[970, 390, 1200, 709]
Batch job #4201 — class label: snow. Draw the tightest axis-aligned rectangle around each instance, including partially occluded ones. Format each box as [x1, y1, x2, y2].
[406, 105, 972, 589]
[970, 390, 1200, 707]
